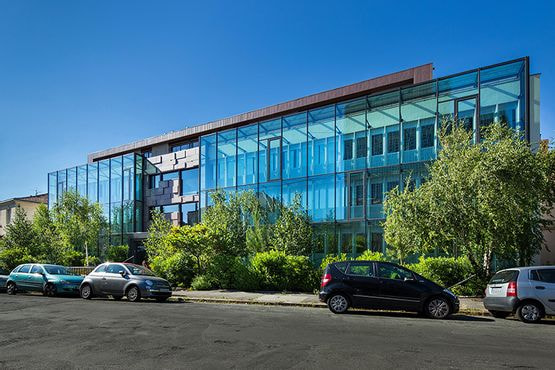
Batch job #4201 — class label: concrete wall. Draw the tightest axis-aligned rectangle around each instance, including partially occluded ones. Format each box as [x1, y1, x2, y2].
[0, 201, 44, 237]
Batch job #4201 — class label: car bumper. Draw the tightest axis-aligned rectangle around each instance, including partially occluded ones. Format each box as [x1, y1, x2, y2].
[483, 296, 519, 313]
[141, 287, 172, 298]
[56, 284, 81, 294]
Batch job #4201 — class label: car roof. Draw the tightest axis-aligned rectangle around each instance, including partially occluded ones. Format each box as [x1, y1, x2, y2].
[496, 266, 554, 273]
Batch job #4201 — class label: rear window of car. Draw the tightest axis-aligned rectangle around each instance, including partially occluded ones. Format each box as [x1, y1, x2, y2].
[333, 262, 348, 273]
[346, 263, 374, 277]
[489, 270, 519, 284]
[532, 269, 555, 284]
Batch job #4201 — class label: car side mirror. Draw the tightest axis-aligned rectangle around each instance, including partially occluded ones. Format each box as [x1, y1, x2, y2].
[119, 271, 127, 277]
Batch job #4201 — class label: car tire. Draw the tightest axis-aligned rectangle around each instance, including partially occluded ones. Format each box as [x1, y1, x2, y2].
[156, 297, 168, 302]
[517, 302, 543, 323]
[126, 286, 141, 302]
[6, 282, 16, 295]
[80, 284, 93, 300]
[425, 296, 452, 319]
[489, 310, 510, 319]
[43, 283, 57, 297]
[327, 293, 349, 314]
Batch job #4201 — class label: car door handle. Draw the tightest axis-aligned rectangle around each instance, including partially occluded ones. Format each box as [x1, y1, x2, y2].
[535, 286, 546, 290]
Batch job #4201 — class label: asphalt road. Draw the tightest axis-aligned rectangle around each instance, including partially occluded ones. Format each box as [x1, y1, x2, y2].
[0, 294, 553, 369]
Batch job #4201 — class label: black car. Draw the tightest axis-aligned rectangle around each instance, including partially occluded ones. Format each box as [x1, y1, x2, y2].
[319, 261, 459, 319]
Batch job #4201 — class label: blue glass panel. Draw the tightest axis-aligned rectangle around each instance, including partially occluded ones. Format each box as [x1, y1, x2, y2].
[367, 167, 400, 219]
[110, 157, 122, 203]
[200, 134, 217, 191]
[217, 128, 237, 188]
[336, 98, 367, 172]
[308, 175, 335, 222]
[401, 82, 437, 163]
[258, 118, 281, 183]
[368, 91, 399, 168]
[98, 160, 110, 206]
[438, 71, 478, 100]
[123, 154, 134, 202]
[135, 201, 143, 232]
[480, 61, 525, 131]
[181, 202, 199, 225]
[282, 113, 307, 179]
[282, 177, 307, 209]
[181, 168, 199, 196]
[258, 181, 281, 204]
[308, 106, 335, 175]
[135, 154, 143, 202]
[48, 172, 57, 209]
[56, 169, 66, 202]
[87, 163, 98, 203]
[313, 223, 336, 256]
[67, 167, 77, 193]
[77, 165, 87, 198]
[338, 221, 366, 256]
[335, 173, 347, 221]
[237, 123, 258, 186]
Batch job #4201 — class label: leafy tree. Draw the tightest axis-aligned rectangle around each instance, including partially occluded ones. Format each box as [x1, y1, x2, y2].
[0, 207, 37, 269]
[167, 223, 211, 274]
[270, 194, 312, 256]
[32, 204, 78, 265]
[384, 121, 555, 279]
[143, 210, 172, 260]
[50, 191, 108, 265]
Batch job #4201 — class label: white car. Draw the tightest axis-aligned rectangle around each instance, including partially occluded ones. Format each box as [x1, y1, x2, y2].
[483, 266, 555, 323]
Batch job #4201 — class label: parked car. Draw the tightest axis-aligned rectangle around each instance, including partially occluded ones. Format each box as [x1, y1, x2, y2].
[0, 268, 9, 292]
[484, 266, 555, 323]
[5, 264, 84, 296]
[319, 260, 460, 319]
[79, 262, 172, 302]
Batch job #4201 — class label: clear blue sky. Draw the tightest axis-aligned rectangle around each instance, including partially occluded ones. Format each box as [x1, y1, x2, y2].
[1, 0, 554, 200]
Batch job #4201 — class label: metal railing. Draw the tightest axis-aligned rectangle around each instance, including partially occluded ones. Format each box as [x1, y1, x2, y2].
[67, 266, 95, 276]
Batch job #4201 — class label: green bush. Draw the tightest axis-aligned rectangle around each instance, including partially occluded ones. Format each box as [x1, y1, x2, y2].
[191, 274, 215, 290]
[205, 255, 260, 291]
[150, 252, 196, 287]
[106, 245, 128, 262]
[251, 250, 318, 292]
[319, 251, 389, 271]
[406, 256, 482, 296]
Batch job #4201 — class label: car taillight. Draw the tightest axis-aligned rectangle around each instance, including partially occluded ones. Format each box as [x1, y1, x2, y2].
[321, 273, 332, 288]
[507, 281, 517, 297]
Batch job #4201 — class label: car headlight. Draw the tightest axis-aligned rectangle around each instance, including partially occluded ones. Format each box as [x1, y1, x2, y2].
[145, 280, 153, 287]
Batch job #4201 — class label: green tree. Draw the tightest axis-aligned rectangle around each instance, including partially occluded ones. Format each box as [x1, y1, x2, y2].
[0, 207, 37, 269]
[50, 191, 108, 265]
[270, 194, 312, 256]
[384, 121, 555, 279]
[167, 223, 212, 274]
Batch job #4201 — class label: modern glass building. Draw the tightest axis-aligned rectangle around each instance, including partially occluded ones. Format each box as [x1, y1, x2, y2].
[48, 57, 540, 259]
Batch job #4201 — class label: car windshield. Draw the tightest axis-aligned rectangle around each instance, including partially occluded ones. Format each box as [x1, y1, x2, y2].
[44, 265, 72, 275]
[489, 270, 518, 284]
[125, 265, 155, 276]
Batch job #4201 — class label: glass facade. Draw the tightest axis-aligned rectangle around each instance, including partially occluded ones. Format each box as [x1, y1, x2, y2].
[48, 153, 146, 245]
[199, 58, 529, 260]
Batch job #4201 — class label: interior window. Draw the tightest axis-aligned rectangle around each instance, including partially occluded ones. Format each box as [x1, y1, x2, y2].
[347, 263, 373, 277]
[377, 263, 413, 280]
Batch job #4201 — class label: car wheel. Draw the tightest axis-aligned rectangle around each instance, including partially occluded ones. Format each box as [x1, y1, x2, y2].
[327, 293, 349, 314]
[43, 283, 57, 297]
[6, 282, 16, 295]
[156, 297, 168, 303]
[489, 310, 510, 319]
[517, 302, 542, 323]
[112, 296, 123, 301]
[80, 284, 93, 300]
[425, 297, 452, 319]
[126, 286, 141, 302]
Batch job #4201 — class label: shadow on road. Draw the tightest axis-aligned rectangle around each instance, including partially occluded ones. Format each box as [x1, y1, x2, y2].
[342, 309, 495, 322]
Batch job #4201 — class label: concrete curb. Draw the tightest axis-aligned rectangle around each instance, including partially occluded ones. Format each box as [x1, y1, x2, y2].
[168, 296, 492, 316]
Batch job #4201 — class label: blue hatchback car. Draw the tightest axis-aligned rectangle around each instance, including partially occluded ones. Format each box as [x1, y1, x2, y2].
[6, 264, 84, 296]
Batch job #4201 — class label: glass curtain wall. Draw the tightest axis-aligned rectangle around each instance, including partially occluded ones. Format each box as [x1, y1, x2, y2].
[198, 58, 529, 260]
[47, 154, 145, 246]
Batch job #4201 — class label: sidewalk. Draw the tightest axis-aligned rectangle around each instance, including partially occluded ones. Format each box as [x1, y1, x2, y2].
[171, 289, 489, 315]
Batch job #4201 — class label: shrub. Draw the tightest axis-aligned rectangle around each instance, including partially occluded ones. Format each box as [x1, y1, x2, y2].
[319, 253, 350, 271]
[356, 250, 389, 262]
[251, 250, 319, 292]
[406, 256, 482, 296]
[105, 245, 129, 262]
[150, 252, 196, 287]
[205, 255, 260, 291]
[191, 275, 215, 290]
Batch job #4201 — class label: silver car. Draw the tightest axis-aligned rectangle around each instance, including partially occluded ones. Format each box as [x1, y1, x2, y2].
[483, 266, 555, 323]
[79, 263, 172, 302]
